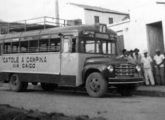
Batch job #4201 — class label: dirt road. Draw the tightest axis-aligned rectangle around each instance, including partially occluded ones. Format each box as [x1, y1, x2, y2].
[1, 83, 165, 120]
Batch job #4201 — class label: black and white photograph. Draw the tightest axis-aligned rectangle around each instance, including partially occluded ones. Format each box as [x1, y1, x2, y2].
[0, 0, 165, 120]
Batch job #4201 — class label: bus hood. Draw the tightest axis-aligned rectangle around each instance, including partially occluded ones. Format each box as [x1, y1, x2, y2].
[85, 56, 129, 65]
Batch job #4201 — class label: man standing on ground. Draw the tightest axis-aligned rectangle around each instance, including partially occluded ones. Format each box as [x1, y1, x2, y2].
[134, 48, 142, 66]
[153, 49, 165, 85]
[141, 50, 155, 86]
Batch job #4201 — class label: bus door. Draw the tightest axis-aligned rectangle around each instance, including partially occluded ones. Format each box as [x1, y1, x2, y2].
[60, 36, 78, 86]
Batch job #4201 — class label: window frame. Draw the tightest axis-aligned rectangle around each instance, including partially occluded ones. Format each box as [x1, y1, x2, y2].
[49, 34, 61, 52]
[3, 39, 13, 54]
[79, 37, 116, 55]
[39, 35, 50, 52]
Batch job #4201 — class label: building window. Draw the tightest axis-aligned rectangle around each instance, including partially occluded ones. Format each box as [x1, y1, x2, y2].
[94, 16, 99, 24]
[109, 17, 113, 24]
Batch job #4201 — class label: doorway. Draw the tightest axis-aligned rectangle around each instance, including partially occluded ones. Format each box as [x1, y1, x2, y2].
[146, 21, 164, 56]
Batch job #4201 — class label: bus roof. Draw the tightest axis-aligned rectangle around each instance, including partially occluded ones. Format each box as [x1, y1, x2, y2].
[0, 24, 116, 40]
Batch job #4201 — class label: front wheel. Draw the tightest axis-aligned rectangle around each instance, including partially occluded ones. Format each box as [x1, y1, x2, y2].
[85, 72, 108, 97]
[9, 74, 28, 92]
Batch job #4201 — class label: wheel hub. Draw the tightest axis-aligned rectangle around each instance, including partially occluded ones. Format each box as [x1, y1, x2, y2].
[89, 78, 100, 92]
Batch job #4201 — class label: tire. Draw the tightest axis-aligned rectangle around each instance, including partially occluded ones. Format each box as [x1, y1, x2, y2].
[41, 83, 57, 91]
[117, 84, 137, 97]
[85, 72, 108, 97]
[9, 74, 28, 92]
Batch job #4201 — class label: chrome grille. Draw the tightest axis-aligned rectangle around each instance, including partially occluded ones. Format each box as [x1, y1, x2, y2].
[115, 64, 136, 76]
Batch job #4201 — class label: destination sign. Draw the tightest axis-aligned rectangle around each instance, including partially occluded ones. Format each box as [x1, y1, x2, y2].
[95, 33, 109, 39]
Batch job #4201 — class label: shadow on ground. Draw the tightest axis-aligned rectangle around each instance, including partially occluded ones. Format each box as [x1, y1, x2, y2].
[0, 104, 106, 120]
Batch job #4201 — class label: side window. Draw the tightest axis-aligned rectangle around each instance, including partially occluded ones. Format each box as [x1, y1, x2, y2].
[62, 37, 76, 53]
[108, 42, 112, 54]
[49, 35, 60, 52]
[4, 42, 11, 54]
[112, 43, 116, 54]
[96, 40, 102, 53]
[85, 40, 95, 53]
[12, 41, 19, 53]
[102, 41, 107, 54]
[39, 35, 49, 52]
[80, 40, 96, 53]
[20, 40, 28, 53]
[29, 40, 38, 53]
[28, 36, 39, 53]
[80, 40, 85, 53]
[72, 38, 76, 53]
[63, 38, 70, 53]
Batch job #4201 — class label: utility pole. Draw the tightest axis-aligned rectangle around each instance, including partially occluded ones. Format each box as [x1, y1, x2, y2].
[55, 0, 60, 26]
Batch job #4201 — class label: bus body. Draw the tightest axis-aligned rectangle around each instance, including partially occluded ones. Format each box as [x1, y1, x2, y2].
[0, 24, 143, 97]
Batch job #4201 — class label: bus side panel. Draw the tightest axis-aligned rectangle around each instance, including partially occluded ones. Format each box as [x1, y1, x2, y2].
[60, 53, 78, 86]
[17, 73, 76, 86]
[0, 53, 76, 86]
[1, 53, 60, 75]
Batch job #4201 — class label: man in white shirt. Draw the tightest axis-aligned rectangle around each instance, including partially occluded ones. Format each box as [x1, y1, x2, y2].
[153, 49, 165, 85]
[141, 50, 155, 86]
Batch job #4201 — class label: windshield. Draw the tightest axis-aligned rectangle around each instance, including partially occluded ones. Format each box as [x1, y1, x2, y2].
[80, 38, 116, 55]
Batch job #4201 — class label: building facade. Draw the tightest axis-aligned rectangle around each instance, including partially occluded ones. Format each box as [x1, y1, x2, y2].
[67, 3, 129, 26]
[109, 0, 165, 56]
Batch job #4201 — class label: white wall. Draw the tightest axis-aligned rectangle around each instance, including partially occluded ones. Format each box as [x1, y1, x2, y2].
[84, 10, 126, 25]
[109, 1, 165, 53]
[128, 1, 165, 52]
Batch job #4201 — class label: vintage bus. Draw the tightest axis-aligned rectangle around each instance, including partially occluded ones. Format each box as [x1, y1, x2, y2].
[0, 23, 143, 97]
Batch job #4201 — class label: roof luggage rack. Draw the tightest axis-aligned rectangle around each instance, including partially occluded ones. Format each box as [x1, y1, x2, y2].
[0, 16, 68, 34]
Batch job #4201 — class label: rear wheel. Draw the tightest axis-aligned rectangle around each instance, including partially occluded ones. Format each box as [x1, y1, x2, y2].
[9, 74, 28, 92]
[85, 72, 108, 97]
[41, 83, 57, 91]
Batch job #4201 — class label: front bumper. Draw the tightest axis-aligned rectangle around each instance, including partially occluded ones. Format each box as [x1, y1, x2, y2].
[108, 77, 144, 84]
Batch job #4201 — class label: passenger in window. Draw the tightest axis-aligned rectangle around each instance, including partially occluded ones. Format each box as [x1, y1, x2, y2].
[40, 44, 47, 52]
[12, 46, 16, 53]
[50, 43, 56, 51]
[56, 43, 60, 52]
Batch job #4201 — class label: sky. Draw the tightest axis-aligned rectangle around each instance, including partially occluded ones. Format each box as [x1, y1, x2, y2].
[0, 0, 154, 22]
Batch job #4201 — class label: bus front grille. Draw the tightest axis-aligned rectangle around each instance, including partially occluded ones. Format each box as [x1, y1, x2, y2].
[115, 64, 136, 76]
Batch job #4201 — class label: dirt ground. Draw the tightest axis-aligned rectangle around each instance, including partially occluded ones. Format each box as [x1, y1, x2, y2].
[0, 104, 105, 120]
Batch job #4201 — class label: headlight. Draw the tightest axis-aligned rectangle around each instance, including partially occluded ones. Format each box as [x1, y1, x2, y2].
[136, 65, 141, 72]
[107, 65, 114, 72]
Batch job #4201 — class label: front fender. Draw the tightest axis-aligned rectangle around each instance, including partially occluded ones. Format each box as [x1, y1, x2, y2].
[82, 64, 110, 83]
